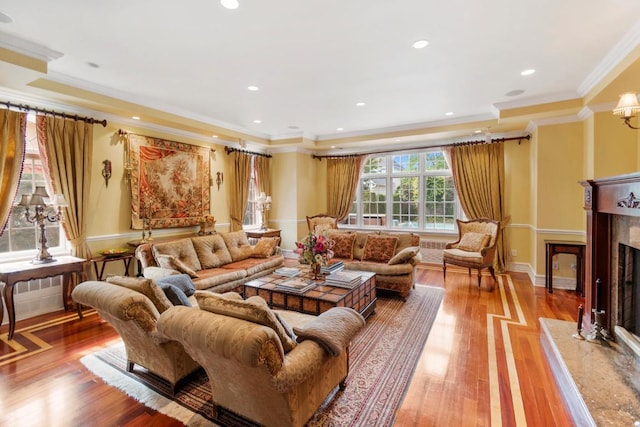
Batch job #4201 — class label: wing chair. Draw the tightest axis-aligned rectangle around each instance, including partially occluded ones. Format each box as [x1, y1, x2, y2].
[306, 214, 338, 234]
[442, 218, 500, 288]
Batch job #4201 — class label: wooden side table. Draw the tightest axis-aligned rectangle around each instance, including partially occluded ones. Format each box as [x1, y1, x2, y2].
[245, 229, 281, 244]
[90, 252, 134, 281]
[545, 240, 586, 296]
[0, 256, 86, 340]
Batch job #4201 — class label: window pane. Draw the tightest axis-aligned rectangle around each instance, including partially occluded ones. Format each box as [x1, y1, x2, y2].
[392, 154, 419, 173]
[392, 177, 419, 228]
[424, 175, 455, 230]
[9, 228, 37, 251]
[425, 151, 448, 171]
[363, 156, 386, 174]
[361, 177, 387, 226]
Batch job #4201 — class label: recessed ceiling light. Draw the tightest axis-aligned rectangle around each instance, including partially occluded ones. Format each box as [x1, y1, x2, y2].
[253, 119, 261, 124]
[87, 62, 100, 68]
[132, 116, 140, 120]
[520, 69, 536, 76]
[395, 139, 402, 142]
[412, 40, 429, 49]
[474, 130, 482, 134]
[220, 0, 239, 10]
[330, 145, 336, 149]
[0, 12, 13, 24]
[247, 85, 259, 91]
[288, 125, 299, 130]
[506, 89, 525, 97]
[336, 127, 344, 131]
[212, 135, 219, 138]
[445, 111, 454, 116]
[355, 102, 366, 107]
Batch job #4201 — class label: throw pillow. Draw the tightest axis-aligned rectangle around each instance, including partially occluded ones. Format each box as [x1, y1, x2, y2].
[293, 307, 365, 356]
[195, 291, 297, 353]
[156, 273, 196, 296]
[152, 238, 202, 271]
[191, 234, 233, 268]
[106, 275, 173, 313]
[331, 233, 356, 259]
[252, 237, 279, 258]
[156, 254, 200, 278]
[158, 283, 192, 307]
[388, 246, 420, 265]
[221, 231, 254, 262]
[457, 232, 491, 252]
[362, 235, 398, 263]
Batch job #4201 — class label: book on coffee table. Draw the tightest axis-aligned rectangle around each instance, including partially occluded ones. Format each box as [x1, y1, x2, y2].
[276, 278, 316, 294]
[324, 270, 362, 289]
[274, 267, 302, 277]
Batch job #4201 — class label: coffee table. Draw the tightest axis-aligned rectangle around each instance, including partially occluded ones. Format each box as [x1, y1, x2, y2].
[243, 268, 376, 318]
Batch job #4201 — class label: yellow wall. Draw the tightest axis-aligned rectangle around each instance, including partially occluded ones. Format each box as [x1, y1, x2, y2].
[593, 111, 637, 178]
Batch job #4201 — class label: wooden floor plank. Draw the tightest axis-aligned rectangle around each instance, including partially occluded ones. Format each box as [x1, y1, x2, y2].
[0, 264, 577, 426]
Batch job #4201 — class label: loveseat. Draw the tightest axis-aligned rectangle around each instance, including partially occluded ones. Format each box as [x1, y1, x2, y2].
[157, 291, 365, 427]
[135, 230, 284, 294]
[324, 229, 421, 300]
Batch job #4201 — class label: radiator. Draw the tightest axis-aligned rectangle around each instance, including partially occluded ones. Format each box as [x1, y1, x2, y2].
[419, 240, 447, 264]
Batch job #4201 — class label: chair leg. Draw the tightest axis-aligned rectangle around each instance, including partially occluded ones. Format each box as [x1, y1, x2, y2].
[126, 361, 134, 372]
[477, 269, 482, 287]
[442, 261, 447, 279]
[489, 266, 497, 282]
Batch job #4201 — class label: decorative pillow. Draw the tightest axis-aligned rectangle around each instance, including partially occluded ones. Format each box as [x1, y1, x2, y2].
[362, 235, 398, 263]
[156, 273, 196, 296]
[457, 232, 491, 252]
[388, 246, 420, 265]
[106, 275, 173, 313]
[195, 291, 297, 353]
[293, 307, 365, 356]
[252, 237, 279, 258]
[152, 238, 202, 271]
[155, 254, 200, 278]
[221, 231, 254, 262]
[158, 283, 191, 307]
[191, 234, 233, 268]
[329, 232, 356, 259]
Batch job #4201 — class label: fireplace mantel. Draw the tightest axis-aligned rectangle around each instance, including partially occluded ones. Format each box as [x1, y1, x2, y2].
[581, 171, 640, 330]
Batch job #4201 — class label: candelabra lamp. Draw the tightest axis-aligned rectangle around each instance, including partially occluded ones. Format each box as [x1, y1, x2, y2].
[16, 186, 67, 264]
[256, 192, 272, 231]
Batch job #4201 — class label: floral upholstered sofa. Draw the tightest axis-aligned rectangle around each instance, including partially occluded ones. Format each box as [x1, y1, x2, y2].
[135, 231, 284, 294]
[324, 229, 422, 300]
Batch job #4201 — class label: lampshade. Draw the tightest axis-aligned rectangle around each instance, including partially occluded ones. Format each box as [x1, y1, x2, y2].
[613, 93, 640, 118]
[52, 194, 68, 207]
[28, 194, 47, 206]
[16, 194, 30, 207]
[33, 185, 50, 198]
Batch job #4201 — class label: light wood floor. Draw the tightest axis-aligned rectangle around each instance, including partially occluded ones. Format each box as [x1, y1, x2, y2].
[0, 265, 580, 426]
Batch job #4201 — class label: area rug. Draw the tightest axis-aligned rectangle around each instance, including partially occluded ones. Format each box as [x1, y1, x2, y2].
[80, 284, 444, 426]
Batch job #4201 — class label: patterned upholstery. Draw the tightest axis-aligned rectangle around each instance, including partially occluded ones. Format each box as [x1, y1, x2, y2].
[442, 218, 500, 289]
[306, 214, 338, 234]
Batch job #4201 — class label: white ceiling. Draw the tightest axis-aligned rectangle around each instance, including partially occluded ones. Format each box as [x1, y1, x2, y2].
[0, 0, 639, 146]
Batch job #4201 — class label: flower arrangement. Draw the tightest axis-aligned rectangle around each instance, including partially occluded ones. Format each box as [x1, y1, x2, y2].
[294, 233, 335, 266]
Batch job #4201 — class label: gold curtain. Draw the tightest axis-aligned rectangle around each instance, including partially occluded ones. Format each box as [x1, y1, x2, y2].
[448, 142, 508, 272]
[254, 155, 271, 226]
[36, 115, 93, 259]
[0, 110, 26, 235]
[326, 156, 364, 221]
[228, 150, 252, 231]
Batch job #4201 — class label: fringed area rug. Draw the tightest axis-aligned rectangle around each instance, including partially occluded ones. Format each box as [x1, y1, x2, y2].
[80, 284, 444, 427]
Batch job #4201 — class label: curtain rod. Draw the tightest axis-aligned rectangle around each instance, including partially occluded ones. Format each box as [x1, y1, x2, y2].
[224, 146, 272, 158]
[1, 100, 107, 127]
[312, 134, 531, 160]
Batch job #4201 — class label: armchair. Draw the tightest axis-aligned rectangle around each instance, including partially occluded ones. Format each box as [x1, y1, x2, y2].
[442, 218, 499, 288]
[306, 214, 338, 234]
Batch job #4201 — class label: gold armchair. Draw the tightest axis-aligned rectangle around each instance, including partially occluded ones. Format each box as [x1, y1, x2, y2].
[442, 218, 499, 288]
[306, 214, 338, 234]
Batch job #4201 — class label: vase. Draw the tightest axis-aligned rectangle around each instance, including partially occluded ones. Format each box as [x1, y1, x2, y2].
[311, 262, 321, 280]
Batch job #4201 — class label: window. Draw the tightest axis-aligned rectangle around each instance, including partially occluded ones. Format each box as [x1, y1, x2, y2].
[0, 116, 66, 258]
[243, 157, 258, 227]
[342, 150, 459, 232]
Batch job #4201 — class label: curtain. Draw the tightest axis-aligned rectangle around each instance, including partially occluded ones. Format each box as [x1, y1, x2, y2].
[0, 110, 26, 236]
[36, 115, 93, 259]
[228, 150, 252, 231]
[326, 156, 364, 222]
[447, 142, 508, 272]
[254, 155, 271, 226]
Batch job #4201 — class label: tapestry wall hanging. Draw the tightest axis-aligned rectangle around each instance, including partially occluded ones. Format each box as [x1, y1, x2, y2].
[128, 134, 210, 230]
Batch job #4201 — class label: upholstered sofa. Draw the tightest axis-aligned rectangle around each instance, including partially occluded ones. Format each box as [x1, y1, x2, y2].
[323, 229, 421, 300]
[157, 290, 365, 427]
[135, 230, 284, 294]
[71, 277, 201, 392]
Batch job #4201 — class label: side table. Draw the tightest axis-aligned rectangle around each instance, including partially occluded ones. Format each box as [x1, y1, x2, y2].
[90, 252, 134, 281]
[545, 240, 586, 296]
[0, 256, 86, 340]
[245, 229, 281, 245]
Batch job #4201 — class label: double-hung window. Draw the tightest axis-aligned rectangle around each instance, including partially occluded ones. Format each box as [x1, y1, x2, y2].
[342, 150, 459, 232]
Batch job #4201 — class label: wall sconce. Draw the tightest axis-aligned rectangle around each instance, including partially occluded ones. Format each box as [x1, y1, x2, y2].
[102, 159, 112, 187]
[613, 92, 640, 129]
[15, 186, 67, 264]
[216, 171, 224, 190]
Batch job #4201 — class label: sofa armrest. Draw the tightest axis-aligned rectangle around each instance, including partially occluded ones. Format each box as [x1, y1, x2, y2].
[143, 266, 181, 280]
[293, 307, 365, 356]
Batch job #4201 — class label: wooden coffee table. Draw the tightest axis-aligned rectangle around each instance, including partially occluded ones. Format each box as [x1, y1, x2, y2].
[243, 268, 376, 318]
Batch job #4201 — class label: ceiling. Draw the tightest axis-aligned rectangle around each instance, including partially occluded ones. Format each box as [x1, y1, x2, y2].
[0, 1, 639, 151]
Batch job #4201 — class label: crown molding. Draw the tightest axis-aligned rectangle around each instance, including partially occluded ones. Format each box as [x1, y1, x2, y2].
[493, 90, 581, 111]
[0, 31, 63, 62]
[578, 18, 640, 97]
[528, 114, 583, 128]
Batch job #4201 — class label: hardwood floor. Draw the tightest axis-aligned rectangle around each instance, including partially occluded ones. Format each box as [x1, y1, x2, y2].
[0, 265, 581, 426]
